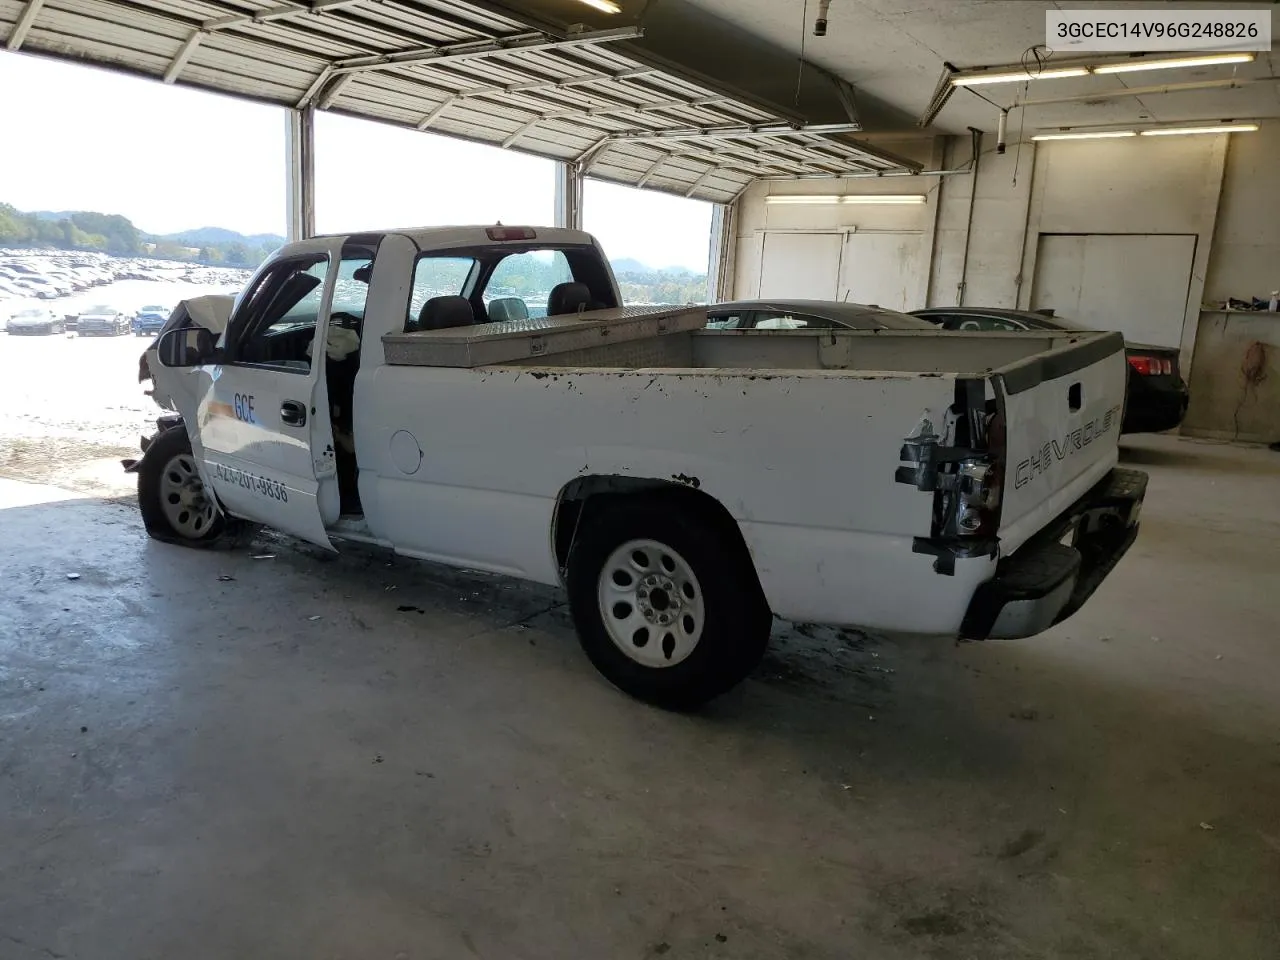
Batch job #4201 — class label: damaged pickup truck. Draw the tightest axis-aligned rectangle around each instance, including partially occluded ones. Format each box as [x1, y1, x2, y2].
[130, 226, 1147, 707]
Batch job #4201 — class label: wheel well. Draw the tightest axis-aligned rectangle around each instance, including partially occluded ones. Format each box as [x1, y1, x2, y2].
[552, 475, 767, 606]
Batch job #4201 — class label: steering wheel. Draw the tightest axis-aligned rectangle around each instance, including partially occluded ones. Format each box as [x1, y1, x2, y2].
[329, 311, 362, 330]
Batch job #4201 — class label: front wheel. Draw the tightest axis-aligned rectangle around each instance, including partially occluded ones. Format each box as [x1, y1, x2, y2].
[566, 497, 770, 709]
[138, 427, 227, 546]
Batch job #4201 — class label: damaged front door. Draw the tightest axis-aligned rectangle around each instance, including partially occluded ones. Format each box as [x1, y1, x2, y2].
[196, 241, 343, 548]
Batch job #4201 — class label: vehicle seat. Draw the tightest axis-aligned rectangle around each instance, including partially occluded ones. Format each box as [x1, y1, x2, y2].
[414, 295, 474, 332]
[487, 297, 529, 323]
[547, 282, 594, 316]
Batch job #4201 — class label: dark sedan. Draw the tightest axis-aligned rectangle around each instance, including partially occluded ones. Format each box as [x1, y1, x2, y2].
[707, 299, 936, 331]
[911, 307, 1189, 434]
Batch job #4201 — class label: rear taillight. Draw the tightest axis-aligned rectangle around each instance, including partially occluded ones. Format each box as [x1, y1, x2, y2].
[956, 460, 1002, 535]
[1128, 355, 1172, 376]
[954, 407, 1004, 538]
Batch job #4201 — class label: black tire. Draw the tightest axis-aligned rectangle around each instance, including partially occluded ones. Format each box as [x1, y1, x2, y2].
[566, 496, 770, 709]
[137, 427, 228, 547]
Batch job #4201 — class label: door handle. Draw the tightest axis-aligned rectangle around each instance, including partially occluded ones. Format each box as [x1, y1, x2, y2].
[280, 400, 307, 427]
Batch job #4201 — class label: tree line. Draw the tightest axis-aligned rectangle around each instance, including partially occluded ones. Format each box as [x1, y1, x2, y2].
[0, 202, 273, 267]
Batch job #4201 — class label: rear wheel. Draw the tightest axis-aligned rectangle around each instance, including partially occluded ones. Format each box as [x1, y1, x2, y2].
[138, 427, 227, 546]
[566, 497, 770, 709]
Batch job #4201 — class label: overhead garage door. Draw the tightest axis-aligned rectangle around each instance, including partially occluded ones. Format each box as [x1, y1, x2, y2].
[1031, 234, 1196, 348]
[757, 232, 843, 299]
[757, 231, 926, 310]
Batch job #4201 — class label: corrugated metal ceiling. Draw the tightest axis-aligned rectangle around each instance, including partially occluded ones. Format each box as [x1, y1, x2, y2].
[0, 0, 920, 202]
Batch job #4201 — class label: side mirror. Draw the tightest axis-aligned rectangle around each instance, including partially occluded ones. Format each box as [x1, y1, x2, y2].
[156, 325, 217, 368]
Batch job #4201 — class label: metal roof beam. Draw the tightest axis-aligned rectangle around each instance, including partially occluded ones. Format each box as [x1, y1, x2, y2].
[329, 26, 641, 76]
[602, 122, 863, 145]
[412, 66, 655, 129]
[684, 165, 717, 198]
[201, 0, 369, 32]
[635, 154, 669, 188]
[163, 31, 202, 83]
[5, 0, 46, 51]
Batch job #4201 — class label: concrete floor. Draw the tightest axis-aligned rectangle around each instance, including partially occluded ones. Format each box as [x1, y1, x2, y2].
[1, 434, 1278, 960]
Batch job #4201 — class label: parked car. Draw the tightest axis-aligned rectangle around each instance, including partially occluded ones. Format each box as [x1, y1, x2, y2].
[706, 299, 936, 331]
[133, 305, 171, 337]
[126, 226, 1146, 708]
[911, 307, 1190, 434]
[76, 305, 131, 336]
[7, 306, 65, 335]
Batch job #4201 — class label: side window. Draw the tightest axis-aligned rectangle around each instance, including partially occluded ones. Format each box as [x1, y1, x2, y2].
[226, 255, 330, 373]
[407, 256, 476, 329]
[330, 256, 373, 321]
[753, 312, 831, 330]
[955, 315, 1021, 332]
[706, 313, 743, 330]
[484, 250, 573, 320]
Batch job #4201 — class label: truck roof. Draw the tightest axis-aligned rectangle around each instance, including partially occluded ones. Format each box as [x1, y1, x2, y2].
[309, 225, 597, 251]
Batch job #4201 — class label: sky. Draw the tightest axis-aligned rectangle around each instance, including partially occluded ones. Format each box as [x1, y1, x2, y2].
[0, 52, 713, 271]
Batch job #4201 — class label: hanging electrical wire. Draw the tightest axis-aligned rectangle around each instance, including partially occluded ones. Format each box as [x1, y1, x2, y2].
[794, 0, 811, 106]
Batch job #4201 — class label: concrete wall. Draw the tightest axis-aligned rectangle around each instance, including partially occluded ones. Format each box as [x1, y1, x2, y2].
[1186, 124, 1280, 442]
[729, 126, 1280, 441]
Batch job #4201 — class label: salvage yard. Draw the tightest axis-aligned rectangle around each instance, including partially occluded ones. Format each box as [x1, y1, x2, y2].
[1, 332, 1279, 958]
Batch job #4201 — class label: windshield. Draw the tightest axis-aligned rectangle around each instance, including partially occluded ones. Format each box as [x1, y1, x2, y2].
[139, 305, 166, 313]
[83, 305, 114, 315]
[14, 309, 45, 318]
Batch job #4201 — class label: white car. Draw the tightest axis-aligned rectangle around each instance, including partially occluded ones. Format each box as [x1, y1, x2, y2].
[129, 226, 1147, 708]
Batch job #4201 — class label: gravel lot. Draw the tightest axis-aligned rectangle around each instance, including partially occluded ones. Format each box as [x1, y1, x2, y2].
[0, 332, 155, 498]
[0, 278, 234, 498]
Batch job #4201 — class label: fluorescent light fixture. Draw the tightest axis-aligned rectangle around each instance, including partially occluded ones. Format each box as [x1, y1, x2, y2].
[576, 0, 622, 12]
[1140, 123, 1259, 136]
[951, 67, 1088, 87]
[840, 195, 926, 205]
[1093, 53, 1254, 75]
[1032, 130, 1137, 141]
[765, 195, 842, 205]
[764, 194, 927, 205]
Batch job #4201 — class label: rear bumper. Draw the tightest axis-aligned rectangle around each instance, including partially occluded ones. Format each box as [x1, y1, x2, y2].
[1122, 376, 1189, 434]
[961, 467, 1147, 640]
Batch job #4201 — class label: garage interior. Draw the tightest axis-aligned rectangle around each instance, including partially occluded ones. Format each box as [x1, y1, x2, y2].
[2, 1, 1279, 958]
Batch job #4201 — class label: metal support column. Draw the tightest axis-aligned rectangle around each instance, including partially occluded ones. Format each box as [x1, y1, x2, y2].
[706, 202, 735, 303]
[553, 161, 584, 231]
[286, 106, 316, 242]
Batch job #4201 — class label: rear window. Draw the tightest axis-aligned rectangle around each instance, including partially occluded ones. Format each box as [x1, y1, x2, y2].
[408, 256, 477, 322]
[484, 249, 574, 320]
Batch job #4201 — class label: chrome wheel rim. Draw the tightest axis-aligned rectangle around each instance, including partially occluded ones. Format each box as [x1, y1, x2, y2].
[597, 539, 705, 668]
[158, 453, 216, 539]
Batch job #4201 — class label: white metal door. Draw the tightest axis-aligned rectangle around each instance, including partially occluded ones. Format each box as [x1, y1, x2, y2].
[1032, 234, 1195, 348]
[836, 232, 926, 311]
[757, 232, 842, 299]
[197, 240, 343, 548]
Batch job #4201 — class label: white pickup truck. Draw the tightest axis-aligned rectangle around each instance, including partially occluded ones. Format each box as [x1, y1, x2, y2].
[129, 226, 1146, 707]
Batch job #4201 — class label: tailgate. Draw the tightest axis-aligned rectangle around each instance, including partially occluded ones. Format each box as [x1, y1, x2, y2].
[995, 332, 1127, 554]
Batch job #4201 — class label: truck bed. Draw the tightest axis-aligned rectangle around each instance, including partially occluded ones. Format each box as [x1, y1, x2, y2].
[382, 305, 1113, 381]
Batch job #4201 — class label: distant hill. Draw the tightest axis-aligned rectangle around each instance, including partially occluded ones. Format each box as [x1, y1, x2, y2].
[159, 226, 286, 248]
[610, 257, 704, 277]
[610, 257, 651, 275]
